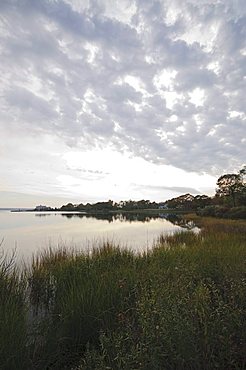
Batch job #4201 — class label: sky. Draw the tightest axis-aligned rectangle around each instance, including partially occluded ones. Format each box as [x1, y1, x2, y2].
[0, 0, 245, 207]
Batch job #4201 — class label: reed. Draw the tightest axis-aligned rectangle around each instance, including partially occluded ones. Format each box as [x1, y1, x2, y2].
[0, 217, 245, 369]
[0, 250, 28, 370]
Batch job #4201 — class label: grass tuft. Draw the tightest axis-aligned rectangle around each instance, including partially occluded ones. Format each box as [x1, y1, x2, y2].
[0, 216, 245, 369]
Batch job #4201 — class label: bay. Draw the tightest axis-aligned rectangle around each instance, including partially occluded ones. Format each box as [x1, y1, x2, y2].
[0, 210, 197, 262]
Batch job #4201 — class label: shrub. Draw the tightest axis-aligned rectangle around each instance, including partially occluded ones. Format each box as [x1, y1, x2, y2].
[197, 206, 246, 219]
[225, 206, 246, 219]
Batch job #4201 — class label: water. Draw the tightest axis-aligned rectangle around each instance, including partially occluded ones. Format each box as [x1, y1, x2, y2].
[0, 210, 197, 262]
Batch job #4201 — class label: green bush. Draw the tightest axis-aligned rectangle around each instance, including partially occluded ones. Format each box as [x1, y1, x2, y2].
[197, 205, 246, 219]
[225, 206, 246, 219]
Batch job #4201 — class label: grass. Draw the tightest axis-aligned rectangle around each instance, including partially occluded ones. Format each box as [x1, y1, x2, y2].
[0, 216, 245, 369]
[0, 249, 28, 370]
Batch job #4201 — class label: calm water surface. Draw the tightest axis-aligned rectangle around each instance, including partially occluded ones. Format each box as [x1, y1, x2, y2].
[0, 210, 197, 262]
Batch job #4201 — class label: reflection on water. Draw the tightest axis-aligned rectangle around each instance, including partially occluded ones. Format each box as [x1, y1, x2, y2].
[0, 211, 198, 262]
[35, 212, 195, 229]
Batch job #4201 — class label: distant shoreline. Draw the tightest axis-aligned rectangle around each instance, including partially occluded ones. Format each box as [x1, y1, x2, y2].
[10, 208, 188, 214]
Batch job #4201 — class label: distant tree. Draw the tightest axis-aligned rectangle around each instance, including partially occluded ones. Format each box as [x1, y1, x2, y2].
[216, 169, 245, 207]
[77, 203, 85, 211]
[166, 194, 195, 210]
[238, 165, 246, 205]
[60, 203, 75, 211]
[193, 195, 211, 208]
[239, 165, 246, 181]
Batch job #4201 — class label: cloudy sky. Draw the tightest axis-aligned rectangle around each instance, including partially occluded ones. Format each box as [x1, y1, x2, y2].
[0, 0, 245, 207]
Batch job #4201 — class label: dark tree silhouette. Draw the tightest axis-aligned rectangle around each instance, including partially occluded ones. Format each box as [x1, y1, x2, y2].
[216, 168, 245, 207]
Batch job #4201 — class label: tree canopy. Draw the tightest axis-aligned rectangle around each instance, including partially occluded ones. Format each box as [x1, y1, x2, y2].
[216, 167, 246, 206]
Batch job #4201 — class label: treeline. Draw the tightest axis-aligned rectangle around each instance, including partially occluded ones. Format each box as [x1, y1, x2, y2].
[58, 166, 246, 218]
[166, 166, 246, 219]
[165, 193, 212, 210]
[60, 195, 213, 213]
[60, 199, 159, 212]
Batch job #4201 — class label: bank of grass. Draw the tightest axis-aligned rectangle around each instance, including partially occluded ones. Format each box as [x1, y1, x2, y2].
[0, 216, 245, 369]
[0, 250, 28, 369]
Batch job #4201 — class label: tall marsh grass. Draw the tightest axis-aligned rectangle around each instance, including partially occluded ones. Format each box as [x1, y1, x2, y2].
[0, 217, 245, 369]
[0, 250, 28, 369]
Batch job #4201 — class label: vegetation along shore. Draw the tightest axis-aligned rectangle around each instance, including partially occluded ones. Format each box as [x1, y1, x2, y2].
[1, 214, 245, 370]
[23, 166, 245, 220]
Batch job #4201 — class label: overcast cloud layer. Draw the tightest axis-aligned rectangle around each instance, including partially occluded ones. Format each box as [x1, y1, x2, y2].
[0, 0, 245, 205]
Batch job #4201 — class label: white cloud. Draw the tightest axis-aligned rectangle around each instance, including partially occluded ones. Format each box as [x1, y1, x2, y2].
[60, 148, 216, 200]
[0, 0, 245, 204]
[153, 69, 177, 90]
[189, 88, 205, 107]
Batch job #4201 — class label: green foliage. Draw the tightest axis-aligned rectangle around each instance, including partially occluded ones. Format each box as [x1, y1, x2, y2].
[59, 199, 159, 212]
[216, 167, 246, 207]
[197, 205, 246, 219]
[77, 225, 246, 370]
[166, 193, 211, 210]
[0, 250, 28, 370]
[0, 219, 246, 369]
[27, 244, 138, 369]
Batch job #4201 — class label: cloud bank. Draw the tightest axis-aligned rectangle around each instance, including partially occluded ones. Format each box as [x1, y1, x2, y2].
[0, 0, 245, 204]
